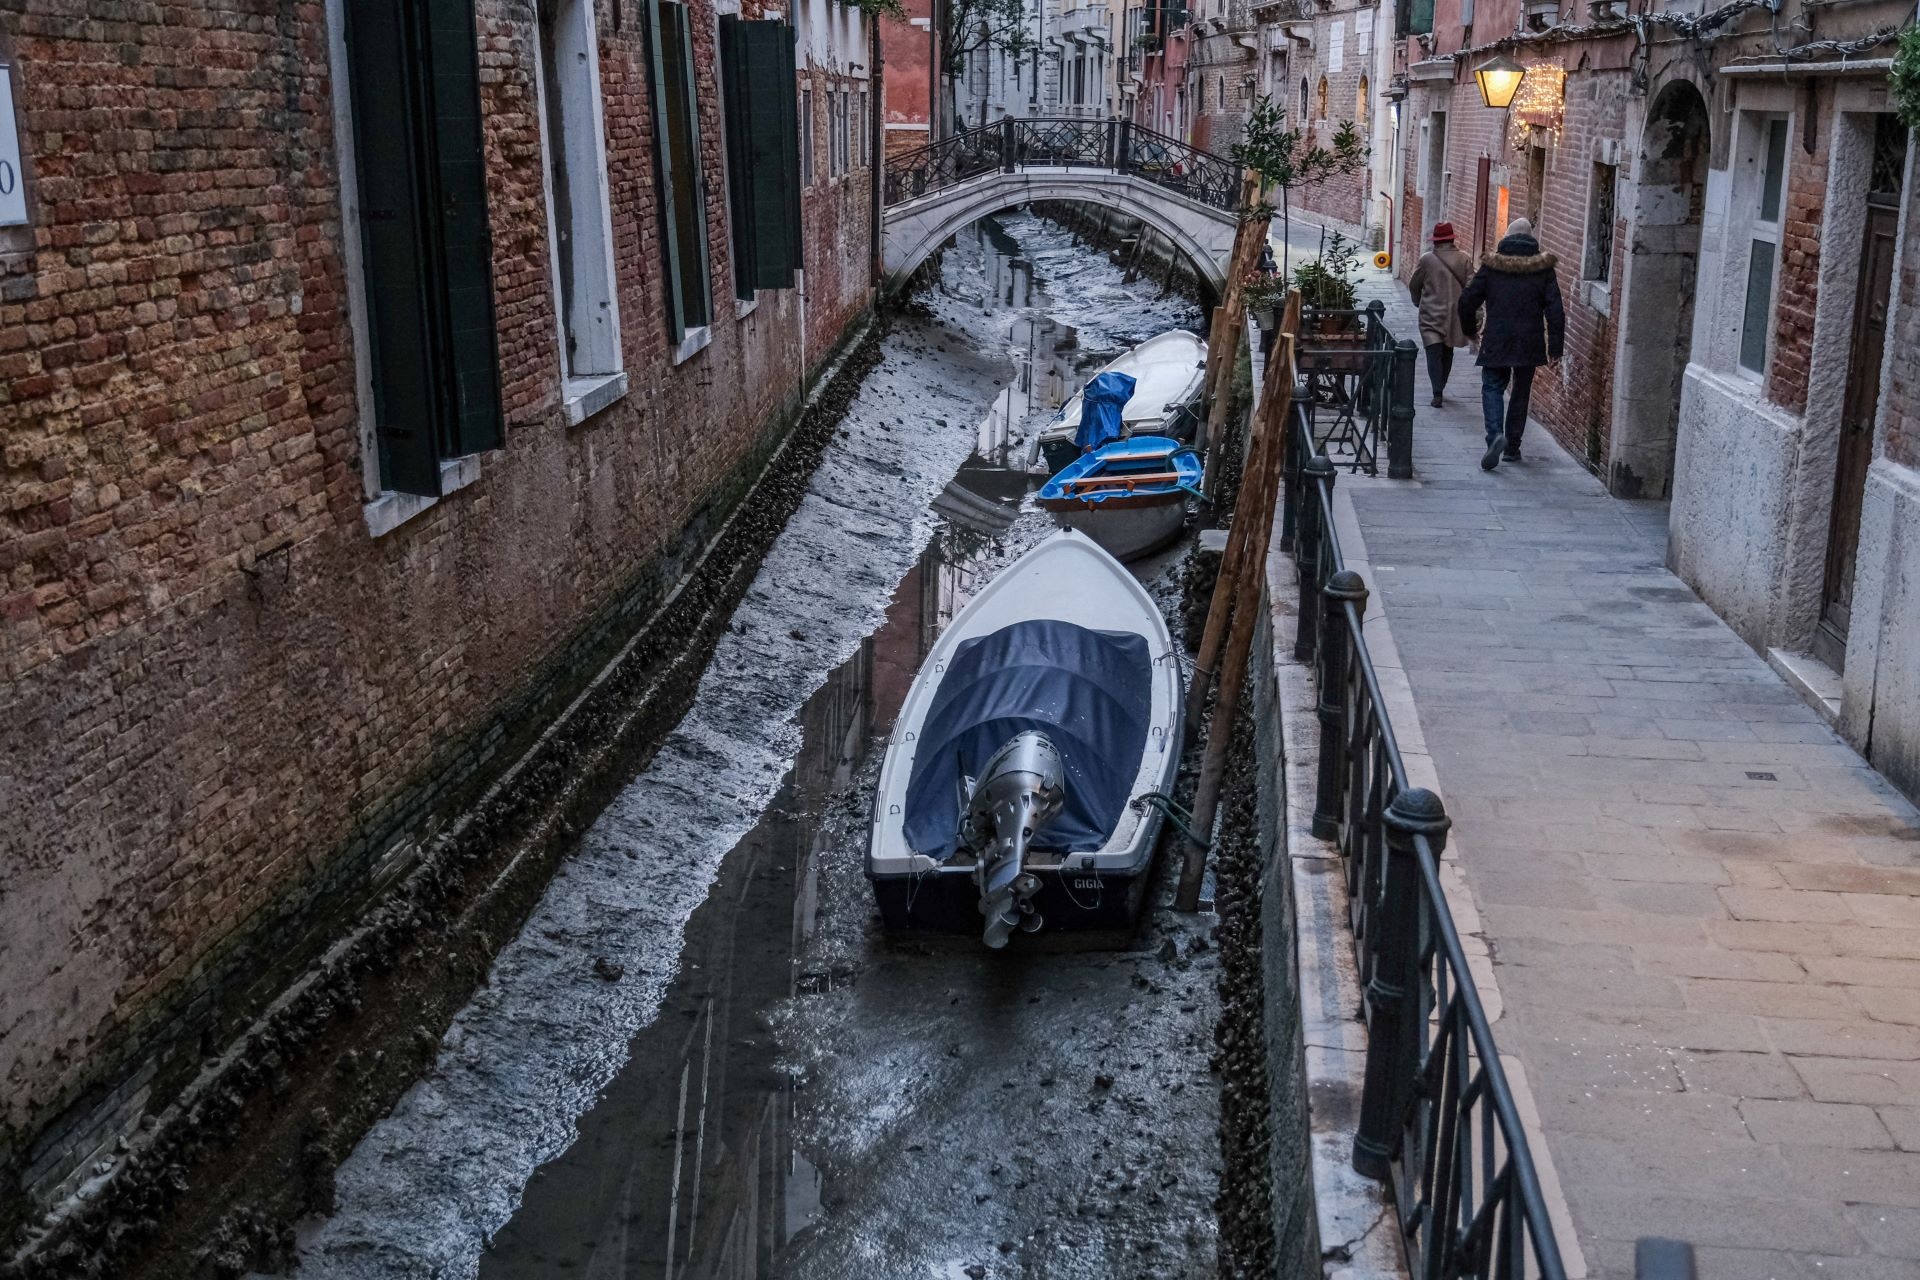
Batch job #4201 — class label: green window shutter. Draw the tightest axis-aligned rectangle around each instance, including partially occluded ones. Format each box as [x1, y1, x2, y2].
[720, 18, 803, 293]
[424, 0, 503, 457]
[744, 20, 803, 287]
[720, 17, 760, 300]
[776, 24, 803, 275]
[343, 0, 441, 497]
[1407, 0, 1434, 36]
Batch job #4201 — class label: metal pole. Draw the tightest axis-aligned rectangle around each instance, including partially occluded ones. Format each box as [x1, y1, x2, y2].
[1353, 786, 1451, 1181]
[1312, 569, 1368, 841]
[1387, 338, 1419, 480]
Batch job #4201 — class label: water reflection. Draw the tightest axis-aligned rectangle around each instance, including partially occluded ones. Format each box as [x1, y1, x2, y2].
[478, 449, 1028, 1280]
[961, 217, 1109, 470]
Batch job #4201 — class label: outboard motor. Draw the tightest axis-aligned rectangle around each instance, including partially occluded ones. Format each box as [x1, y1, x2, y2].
[960, 730, 1066, 948]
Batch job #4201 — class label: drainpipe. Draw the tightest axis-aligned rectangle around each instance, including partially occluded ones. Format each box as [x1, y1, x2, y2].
[870, 14, 885, 286]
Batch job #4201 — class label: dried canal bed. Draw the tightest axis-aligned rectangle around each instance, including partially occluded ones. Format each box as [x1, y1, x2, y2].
[268, 219, 1215, 1280]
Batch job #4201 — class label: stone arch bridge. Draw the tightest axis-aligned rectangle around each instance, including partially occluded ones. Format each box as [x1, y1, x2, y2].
[881, 118, 1244, 299]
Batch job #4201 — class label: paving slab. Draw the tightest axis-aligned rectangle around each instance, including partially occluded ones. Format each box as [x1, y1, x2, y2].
[1316, 304, 1920, 1274]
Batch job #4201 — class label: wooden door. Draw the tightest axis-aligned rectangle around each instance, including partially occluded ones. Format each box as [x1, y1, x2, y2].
[1815, 201, 1898, 667]
[1472, 156, 1491, 258]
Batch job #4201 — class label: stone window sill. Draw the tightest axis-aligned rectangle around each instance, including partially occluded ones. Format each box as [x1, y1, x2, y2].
[736, 294, 760, 320]
[363, 455, 482, 539]
[1583, 278, 1610, 316]
[673, 325, 712, 365]
[562, 370, 629, 425]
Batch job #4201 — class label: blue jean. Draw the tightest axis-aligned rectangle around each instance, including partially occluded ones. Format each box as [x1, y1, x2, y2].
[1480, 365, 1536, 448]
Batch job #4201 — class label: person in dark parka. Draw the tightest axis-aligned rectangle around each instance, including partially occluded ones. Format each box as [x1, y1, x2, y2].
[1458, 218, 1566, 471]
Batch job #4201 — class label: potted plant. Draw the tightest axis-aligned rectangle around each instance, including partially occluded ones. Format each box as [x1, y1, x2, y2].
[1240, 267, 1283, 331]
[1294, 232, 1371, 371]
[1292, 231, 1361, 324]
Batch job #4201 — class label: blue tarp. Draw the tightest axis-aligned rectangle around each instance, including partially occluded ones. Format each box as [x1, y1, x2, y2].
[1073, 371, 1136, 453]
[902, 620, 1153, 862]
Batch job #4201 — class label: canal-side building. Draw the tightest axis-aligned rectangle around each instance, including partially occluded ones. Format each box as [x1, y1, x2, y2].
[881, 0, 943, 156]
[1131, 0, 1196, 137]
[1181, 0, 1261, 150]
[0, 0, 874, 1227]
[1662, 16, 1916, 800]
[1390, 0, 1920, 798]
[1273, 0, 1393, 237]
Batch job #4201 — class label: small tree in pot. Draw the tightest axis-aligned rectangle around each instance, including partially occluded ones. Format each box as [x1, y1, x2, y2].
[1292, 231, 1362, 332]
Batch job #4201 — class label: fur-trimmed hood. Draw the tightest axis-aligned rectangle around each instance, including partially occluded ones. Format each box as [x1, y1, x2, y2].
[1483, 250, 1558, 274]
[1483, 233, 1557, 274]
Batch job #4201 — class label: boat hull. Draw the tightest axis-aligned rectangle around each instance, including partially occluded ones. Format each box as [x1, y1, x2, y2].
[865, 530, 1183, 946]
[1038, 494, 1187, 562]
[870, 859, 1155, 935]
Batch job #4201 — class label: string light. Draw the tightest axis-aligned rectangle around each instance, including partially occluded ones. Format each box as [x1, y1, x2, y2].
[1507, 60, 1566, 152]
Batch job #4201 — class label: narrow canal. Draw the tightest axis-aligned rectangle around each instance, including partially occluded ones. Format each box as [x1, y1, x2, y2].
[270, 211, 1220, 1280]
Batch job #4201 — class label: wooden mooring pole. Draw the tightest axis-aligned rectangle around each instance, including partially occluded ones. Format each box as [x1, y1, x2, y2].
[1176, 303, 1297, 914]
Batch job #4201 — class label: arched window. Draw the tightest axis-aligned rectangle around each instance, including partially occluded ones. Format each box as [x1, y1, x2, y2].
[1357, 75, 1369, 127]
[1300, 77, 1309, 119]
[1317, 76, 1328, 119]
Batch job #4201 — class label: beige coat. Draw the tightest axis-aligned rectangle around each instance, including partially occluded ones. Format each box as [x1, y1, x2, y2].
[1409, 244, 1474, 348]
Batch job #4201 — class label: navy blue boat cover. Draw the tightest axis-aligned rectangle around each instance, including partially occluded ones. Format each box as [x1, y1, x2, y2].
[1073, 371, 1136, 453]
[903, 620, 1153, 862]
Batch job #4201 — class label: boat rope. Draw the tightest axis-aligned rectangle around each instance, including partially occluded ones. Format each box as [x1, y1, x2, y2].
[1137, 791, 1210, 849]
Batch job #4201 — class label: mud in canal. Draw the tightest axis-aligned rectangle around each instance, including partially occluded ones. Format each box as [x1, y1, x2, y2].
[267, 214, 1227, 1280]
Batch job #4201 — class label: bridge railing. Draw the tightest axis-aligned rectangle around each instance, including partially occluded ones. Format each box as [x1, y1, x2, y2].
[882, 117, 1242, 214]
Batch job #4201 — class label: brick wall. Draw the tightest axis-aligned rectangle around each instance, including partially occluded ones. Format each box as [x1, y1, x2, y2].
[1767, 83, 1829, 416]
[1293, 2, 1374, 228]
[0, 0, 874, 1211]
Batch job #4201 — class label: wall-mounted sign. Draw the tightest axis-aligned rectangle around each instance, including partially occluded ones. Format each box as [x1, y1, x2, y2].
[1328, 19, 1344, 74]
[0, 65, 25, 226]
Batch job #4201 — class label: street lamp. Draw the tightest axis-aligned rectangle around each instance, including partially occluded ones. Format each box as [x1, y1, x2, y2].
[1473, 54, 1526, 109]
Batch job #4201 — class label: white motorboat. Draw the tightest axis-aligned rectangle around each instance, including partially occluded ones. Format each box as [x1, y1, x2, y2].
[1035, 329, 1207, 473]
[866, 530, 1184, 946]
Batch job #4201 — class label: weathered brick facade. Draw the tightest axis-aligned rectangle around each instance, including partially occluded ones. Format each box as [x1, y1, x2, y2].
[1766, 88, 1830, 417]
[0, 0, 874, 1218]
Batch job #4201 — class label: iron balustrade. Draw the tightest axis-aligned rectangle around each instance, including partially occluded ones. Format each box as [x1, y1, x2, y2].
[1297, 300, 1422, 477]
[1279, 401, 1569, 1280]
[882, 117, 1242, 214]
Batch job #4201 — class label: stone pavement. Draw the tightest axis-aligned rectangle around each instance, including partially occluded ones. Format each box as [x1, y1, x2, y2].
[1277, 215, 1920, 1279]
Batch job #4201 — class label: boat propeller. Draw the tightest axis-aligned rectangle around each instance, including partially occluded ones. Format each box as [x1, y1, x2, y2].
[960, 730, 1066, 949]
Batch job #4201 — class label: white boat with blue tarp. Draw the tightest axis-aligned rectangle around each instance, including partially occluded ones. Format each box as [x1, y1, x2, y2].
[1035, 329, 1207, 474]
[1036, 435, 1201, 562]
[866, 530, 1183, 946]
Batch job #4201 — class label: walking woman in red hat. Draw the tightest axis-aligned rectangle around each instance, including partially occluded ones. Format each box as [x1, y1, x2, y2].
[1407, 222, 1474, 408]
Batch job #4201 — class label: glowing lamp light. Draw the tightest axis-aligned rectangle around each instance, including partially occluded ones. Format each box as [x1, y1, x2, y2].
[1473, 54, 1527, 109]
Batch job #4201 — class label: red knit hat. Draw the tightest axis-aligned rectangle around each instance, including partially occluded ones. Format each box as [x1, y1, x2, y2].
[1431, 222, 1457, 243]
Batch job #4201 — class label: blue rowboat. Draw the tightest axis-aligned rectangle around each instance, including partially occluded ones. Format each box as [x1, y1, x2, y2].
[1036, 436, 1201, 561]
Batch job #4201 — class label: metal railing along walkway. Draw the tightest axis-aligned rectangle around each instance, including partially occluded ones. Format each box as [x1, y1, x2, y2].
[1278, 406, 1700, 1279]
[1281, 404, 1567, 1278]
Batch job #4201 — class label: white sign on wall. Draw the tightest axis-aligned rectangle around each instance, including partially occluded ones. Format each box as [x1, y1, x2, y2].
[1328, 20, 1345, 74]
[0, 66, 25, 226]
[1356, 10, 1373, 56]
